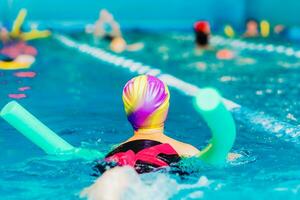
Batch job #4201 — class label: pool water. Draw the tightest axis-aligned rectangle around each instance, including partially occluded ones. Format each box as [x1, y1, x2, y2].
[0, 31, 300, 199]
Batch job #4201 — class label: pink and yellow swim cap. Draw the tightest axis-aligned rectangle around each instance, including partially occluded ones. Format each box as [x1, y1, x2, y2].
[122, 75, 170, 130]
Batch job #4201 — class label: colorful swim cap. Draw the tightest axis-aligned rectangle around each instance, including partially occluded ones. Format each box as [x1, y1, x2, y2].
[194, 21, 210, 34]
[122, 75, 170, 130]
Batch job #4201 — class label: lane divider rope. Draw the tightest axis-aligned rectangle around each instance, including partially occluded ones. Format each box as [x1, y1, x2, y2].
[173, 35, 300, 58]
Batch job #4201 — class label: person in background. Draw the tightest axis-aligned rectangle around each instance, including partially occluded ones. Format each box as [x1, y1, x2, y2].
[0, 9, 50, 61]
[274, 24, 300, 43]
[193, 21, 235, 60]
[274, 24, 286, 35]
[0, 26, 13, 61]
[93, 9, 143, 53]
[93, 9, 122, 42]
[0, 26, 10, 45]
[193, 21, 211, 49]
[243, 19, 259, 38]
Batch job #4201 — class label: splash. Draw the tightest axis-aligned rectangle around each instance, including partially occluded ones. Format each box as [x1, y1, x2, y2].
[232, 107, 300, 144]
[80, 166, 211, 200]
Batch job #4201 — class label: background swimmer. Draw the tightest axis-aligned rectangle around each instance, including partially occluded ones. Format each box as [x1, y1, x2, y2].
[192, 21, 235, 60]
[94, 9, 122, 41]
[243, 19, 259, 38]
[0, 27, 10, 44]
[92, 9, 143, 53]
[194, 21, 211, 49]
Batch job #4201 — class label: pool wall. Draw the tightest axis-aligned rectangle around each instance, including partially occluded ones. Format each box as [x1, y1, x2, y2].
[0, 0, 300, 30]
[1, 0, 244, 31]
[246, 0, 300, 26]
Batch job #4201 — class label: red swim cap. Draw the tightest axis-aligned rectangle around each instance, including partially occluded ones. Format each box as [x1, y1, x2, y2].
[194, 21, 210, 34]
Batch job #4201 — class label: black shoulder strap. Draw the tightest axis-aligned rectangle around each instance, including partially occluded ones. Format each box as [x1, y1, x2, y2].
[106, 140, 162, 157]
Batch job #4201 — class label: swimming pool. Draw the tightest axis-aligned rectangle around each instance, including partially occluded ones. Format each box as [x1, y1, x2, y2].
[1, 32, 300, 199]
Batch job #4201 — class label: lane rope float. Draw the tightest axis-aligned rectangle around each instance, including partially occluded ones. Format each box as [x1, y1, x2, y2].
[173, 34, 300, 58]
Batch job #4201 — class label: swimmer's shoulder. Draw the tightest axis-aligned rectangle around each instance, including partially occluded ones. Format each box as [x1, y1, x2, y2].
[159, 135, 200, 157]
[173, 141, 200, 157]
[123, 134, 200, 157]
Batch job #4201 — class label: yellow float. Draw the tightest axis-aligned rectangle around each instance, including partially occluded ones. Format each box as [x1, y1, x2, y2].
[21, 29, 51, 41]
[260, 20, 270, 38]
[0, 55, 35, 70]
[10, 9, 27, 38]
[224, 25, 235, 38]
[10, 8, 51, 41]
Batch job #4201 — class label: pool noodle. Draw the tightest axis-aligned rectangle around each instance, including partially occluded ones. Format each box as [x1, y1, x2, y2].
[0, 61, 31, 70]
[1, 101, 74, 154]
[260, 20, 270, 38]
[11, 9, 27, 38]
[194, 88, 236, 165]
[21, 30, 51, 41]
[0, 101, 103, 160]
[224, 25, 235, 38]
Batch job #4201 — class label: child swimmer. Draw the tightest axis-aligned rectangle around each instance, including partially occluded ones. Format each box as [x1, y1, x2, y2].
[96, 75, 239, 174]
[82, 75, 238, 199]
[92, 9, 143, 53]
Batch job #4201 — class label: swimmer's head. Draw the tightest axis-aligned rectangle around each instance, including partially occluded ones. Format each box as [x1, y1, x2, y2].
[110, 37, 126, 53]
[122, 75, 170, 131]
[274, 25, 285, 34]
[194, 21, 210, 47]
[245, 19, 258, 35]
[194, 21, 210, 34]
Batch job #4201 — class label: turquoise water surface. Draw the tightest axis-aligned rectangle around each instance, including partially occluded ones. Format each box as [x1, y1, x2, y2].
[0, 32, 300, 199]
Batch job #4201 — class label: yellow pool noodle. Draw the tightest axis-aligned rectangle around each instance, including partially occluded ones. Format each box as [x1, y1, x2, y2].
[21, 29, 51, 41]
[260, 20, 270, 38]
[224, 25, 235, 38]
[1, 101, 104, 160]
[0, 61, 31, 70]
[11, 8, 27, 38]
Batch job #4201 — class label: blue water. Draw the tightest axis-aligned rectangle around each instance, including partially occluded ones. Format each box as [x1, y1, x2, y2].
[1, 32, 300, 199]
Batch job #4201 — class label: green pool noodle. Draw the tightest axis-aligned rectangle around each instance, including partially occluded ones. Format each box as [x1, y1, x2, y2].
[194, 88, 236, 165]
[0, 101, 103, 160]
